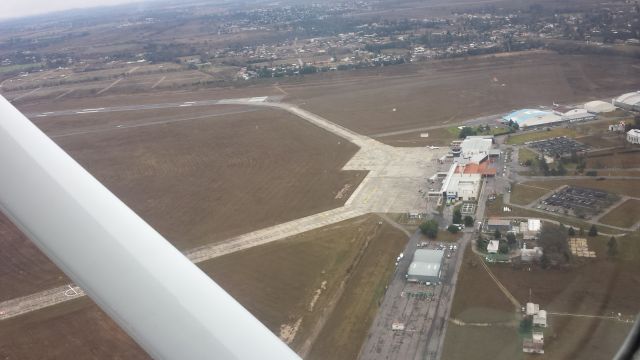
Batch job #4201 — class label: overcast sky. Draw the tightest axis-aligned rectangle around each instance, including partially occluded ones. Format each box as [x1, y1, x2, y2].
[1, 0, 140, 20]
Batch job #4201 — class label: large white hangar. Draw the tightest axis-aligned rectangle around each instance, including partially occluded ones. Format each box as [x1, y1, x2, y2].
[406, 249, 445, 284]
[613, 91, 640, 111]
[502, 109, 562, 128]
[583, 100, 616, 113]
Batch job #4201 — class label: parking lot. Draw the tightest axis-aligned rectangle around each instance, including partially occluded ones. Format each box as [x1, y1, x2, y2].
[359, 230, 466, 360]
[527, 136, 588, 156]
[539, 186, 618, 218]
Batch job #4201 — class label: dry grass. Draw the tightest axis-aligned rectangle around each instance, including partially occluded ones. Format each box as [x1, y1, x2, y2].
[599, 199, 640, 229]
[510, 183, 550, 206]
[507, 127, 578, 145]
[0, 215, 407, 359]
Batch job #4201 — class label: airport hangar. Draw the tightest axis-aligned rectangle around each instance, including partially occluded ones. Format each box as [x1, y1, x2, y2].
[613, 91, 640, 111]
[406, 249, 445, 284]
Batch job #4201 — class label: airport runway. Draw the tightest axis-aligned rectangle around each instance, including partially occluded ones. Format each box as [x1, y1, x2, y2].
[2, 97, 446, 320]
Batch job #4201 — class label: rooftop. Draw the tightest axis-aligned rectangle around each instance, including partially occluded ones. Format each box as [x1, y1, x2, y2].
[407, 249, 444, 278]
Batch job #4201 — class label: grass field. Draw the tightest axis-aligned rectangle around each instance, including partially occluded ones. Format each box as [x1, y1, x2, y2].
[0, 215, 407, 359]
[586, 151, 640, 169]
[442, 323, 522, 360]
[1, 106, 365, 301]
[599, 199, 640, 229]
[0, 297, 148, 359]
[306, 218, 407, 360]
[277, 53, 640, 138]
[524, 179, 640, 198]
[0, 213, 68, 302]
[517, 147, 539, 164]
[449, 247, 515, 323]
[507, 127, 578, 145]
[509, 183, 550, 206]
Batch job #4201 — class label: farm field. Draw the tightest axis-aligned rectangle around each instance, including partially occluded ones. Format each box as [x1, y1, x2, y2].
[599, 199, 640, 229]
[1, 106, 365, 301]
[0, 215, 407, 359]
[442, 324, 522, 360]
[524, 179, 640, 198]
[283, 52, 640, 137]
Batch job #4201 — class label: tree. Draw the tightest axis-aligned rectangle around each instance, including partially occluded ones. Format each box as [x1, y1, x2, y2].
[568, 227, 576, 236]
[538, 223, 571, 266]
[607, 237, 618, 257]
[447, 224, 459, 233]
[588, 224, 598, 237]
[494, 229, 501, 239]
[453, 209, 462, 224]
[477, 235, 489, 252]
[420, 220, 439, 239]
[464, 215, 474, 227]
[498, 242, 509, 254]
[458, 126, 477, 139]
[506, 232, 517, 247]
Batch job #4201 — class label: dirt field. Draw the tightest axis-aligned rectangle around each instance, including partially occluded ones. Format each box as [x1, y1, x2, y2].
[280, 52, 640, 137]
[0, 215, 407, 359]
[1, 106, 365, 301]
[599, 199, 640, 229]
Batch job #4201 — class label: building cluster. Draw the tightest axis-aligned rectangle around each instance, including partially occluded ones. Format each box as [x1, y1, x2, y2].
[522, 302, 547, 354]
[431, 136, 499, 202]
[485, 218, 543, 261]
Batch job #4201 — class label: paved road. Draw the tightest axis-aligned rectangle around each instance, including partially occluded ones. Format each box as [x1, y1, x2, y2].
[358, 229, 471, 360]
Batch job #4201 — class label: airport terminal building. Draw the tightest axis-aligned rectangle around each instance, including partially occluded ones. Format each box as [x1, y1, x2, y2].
[406, 249, 445, 284]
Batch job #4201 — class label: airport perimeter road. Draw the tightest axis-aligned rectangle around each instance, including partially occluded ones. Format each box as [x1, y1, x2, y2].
[358, 230, 470, 360]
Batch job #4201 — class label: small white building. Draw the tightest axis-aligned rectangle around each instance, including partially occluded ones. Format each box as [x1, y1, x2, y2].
[533, 310, 547, 327]
[460, 136, 493, 158]
[487, 240, 500, 254]
[627, 129, 640, 145]
[521, 246, 543, 262]
[526, 302, 540, 316]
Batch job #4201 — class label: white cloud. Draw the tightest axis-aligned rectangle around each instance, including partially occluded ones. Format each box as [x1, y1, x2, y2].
[0, 0, 141, 20]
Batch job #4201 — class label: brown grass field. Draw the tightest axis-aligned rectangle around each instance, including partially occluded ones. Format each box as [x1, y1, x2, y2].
[510, 183, 550, 206]
[0, 214, 68, 302]
[0, 215, 407, 359]
[443, 236, 640, 360]
[449, 247, 515, 324]
[599, 199, 640, 229]
[281, 52, 640, 137]
[586, 151, 640, 169]
[524, 179, 640, 198]
[1, 106, 365, 301]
